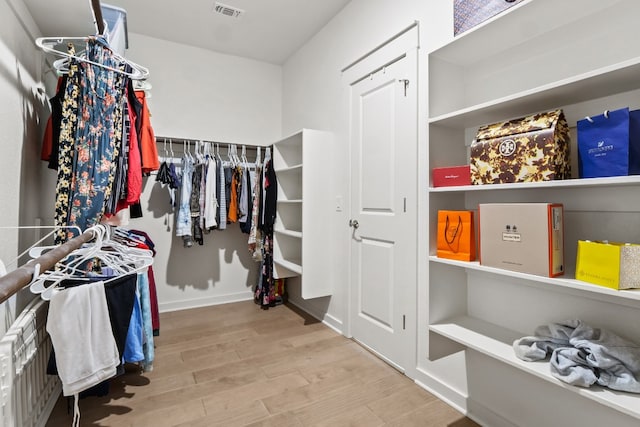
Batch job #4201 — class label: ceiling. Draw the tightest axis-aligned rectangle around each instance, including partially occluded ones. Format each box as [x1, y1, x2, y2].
[22, 0, 350, 64]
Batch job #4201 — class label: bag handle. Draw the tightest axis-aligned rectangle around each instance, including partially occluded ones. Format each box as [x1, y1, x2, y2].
[444, 215, 462, 245]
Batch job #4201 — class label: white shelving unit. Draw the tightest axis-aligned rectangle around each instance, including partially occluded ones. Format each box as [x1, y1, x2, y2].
[272, 129, 334, 299]
[427, 0, 640, 423]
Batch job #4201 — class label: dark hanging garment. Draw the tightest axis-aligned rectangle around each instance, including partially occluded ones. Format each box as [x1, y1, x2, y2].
[261, 160, 278, 234]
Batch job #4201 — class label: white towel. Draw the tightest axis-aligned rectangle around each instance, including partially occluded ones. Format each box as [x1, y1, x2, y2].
[46, 280, 119, 396]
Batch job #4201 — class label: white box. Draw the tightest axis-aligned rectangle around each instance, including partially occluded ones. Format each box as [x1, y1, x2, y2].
[479, 203, 564, 277]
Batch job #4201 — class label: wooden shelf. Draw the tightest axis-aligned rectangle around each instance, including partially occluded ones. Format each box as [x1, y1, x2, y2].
[429, 316, 640, 420]
[429, 256, 640, 307]
[429, 176, 640, 193]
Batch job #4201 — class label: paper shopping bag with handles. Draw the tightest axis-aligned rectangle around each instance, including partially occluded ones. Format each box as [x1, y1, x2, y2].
[577, 107, 640, 178]
[437, 210, 476, 261]
[575, 240, 640, 290]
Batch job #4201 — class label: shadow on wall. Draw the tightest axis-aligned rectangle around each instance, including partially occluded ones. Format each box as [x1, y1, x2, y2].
[146, 175, 174, 220]
[16, 59, 50, 320]
[165, 221, 260, 292]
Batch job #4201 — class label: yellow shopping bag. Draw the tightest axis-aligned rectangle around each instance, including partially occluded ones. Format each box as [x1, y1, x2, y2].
[575, 240, 640, 290]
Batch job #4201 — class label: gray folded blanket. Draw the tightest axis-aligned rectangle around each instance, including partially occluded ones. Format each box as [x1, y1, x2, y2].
[513, 320, 640, 393]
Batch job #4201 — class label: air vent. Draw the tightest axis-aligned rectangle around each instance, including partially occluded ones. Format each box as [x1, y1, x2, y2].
[213, 2, 244, 18]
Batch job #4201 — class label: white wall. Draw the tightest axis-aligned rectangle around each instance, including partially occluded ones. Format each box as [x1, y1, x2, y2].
[280, 0, 467, 406]
[121, 33, 282, 312]
[0, 0, 50, 335]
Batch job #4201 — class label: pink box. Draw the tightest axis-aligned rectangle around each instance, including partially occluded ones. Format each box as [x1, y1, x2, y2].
[432, 165, 471, 187]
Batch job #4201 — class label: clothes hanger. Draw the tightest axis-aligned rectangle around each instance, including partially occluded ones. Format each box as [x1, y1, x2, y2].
[29, 225, 106, 295]
[35, 37, 150, 80]
[34, 225, 153, 300]
[241, 145, 248, 166]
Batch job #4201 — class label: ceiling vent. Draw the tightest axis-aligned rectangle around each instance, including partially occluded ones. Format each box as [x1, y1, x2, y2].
[213, 2, 244, 18]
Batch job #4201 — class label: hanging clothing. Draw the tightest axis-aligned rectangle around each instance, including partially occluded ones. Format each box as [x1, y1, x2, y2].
[203, 157, 218, 230]
[53, 44, 81, 244]
[135, 90, 160, 174]
[259, 159, 278, 234]
[123, 284, 144, 363]
[40, 75, 68, 170]
[190, 163, 204, 245]
[227, 166, 240, 223]
[248, 163, 262, 255]
[240, 167, 254, 234]
[176, 156, 194, 246]
[137, 272, 155, 372]
[66, 36, 127, 237]
[46, 280, 120, 397]
[217, 159, 227, 230]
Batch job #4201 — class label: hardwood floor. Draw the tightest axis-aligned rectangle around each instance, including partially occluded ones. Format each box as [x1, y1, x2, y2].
[45, 301, 480, 427]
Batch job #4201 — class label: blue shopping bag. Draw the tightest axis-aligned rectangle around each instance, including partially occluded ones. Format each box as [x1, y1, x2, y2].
[577, 107, 640, 178]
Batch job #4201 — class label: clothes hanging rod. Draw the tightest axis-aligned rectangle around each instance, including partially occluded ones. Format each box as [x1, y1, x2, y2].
[0, 229, 95, 305]
[155, 136, 268, 149]
[91, 0, 106, 35]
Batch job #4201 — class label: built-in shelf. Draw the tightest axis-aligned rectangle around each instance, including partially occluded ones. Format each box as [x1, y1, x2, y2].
[429, 257, 640, 307]
[429, 316, 640, 420]
[429, 57, 640, 128]
[272, 129, 334, 298]
[275, 229, 302, 239]
[274, 258, 302, 275]
[426, 0, 640, 423]
[429, 176, 640, 193]
[275, 164, 303, 174]
[431, 0, 624, 66]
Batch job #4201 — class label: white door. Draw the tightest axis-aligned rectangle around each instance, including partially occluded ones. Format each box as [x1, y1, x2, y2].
[349, 48, 417, 371]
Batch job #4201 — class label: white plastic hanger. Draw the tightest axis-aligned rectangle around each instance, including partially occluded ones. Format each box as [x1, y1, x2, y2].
[30, 225, 153, 300]
[36, 37, 149, 80]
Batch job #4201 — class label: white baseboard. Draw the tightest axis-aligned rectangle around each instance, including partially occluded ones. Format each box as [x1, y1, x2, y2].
[413, 373, 514, 427]
[467, 398, 517, 427]
[413, 374, 468, 415]
[286, 298, 344, 335]
[158, 291, 254, 313]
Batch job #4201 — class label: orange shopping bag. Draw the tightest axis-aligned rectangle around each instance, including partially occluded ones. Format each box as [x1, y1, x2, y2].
[437, 210, 476, 261]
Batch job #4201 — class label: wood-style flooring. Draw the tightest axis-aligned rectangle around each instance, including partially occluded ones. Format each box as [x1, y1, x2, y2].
[45, 301, 480, 427]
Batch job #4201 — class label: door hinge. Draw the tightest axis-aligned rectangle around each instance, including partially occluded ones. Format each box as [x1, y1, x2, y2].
[402, 315, 406, 330]
[403, 197, 407, 213]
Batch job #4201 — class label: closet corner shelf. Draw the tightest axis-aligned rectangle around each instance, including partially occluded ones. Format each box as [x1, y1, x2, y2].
[275, 164, 303, 174]
[428, 256, 640, 306]
[428, 56, 640, 129]
[274, 259, 302, 275]
[428, 175, 640, 194]
[275, 229, 302, 239]
[428, 316, 640, 420]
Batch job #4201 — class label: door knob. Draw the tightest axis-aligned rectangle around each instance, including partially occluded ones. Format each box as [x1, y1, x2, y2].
[349, 219, 359, 229]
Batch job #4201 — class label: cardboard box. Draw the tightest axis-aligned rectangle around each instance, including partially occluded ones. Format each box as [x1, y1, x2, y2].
[479, 203, 564, 277]
[470, 109, 571, 184]
[432, 165, 471, 187]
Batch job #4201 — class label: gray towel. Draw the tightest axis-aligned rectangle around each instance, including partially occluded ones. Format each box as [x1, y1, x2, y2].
[513, 320, 640, 393]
